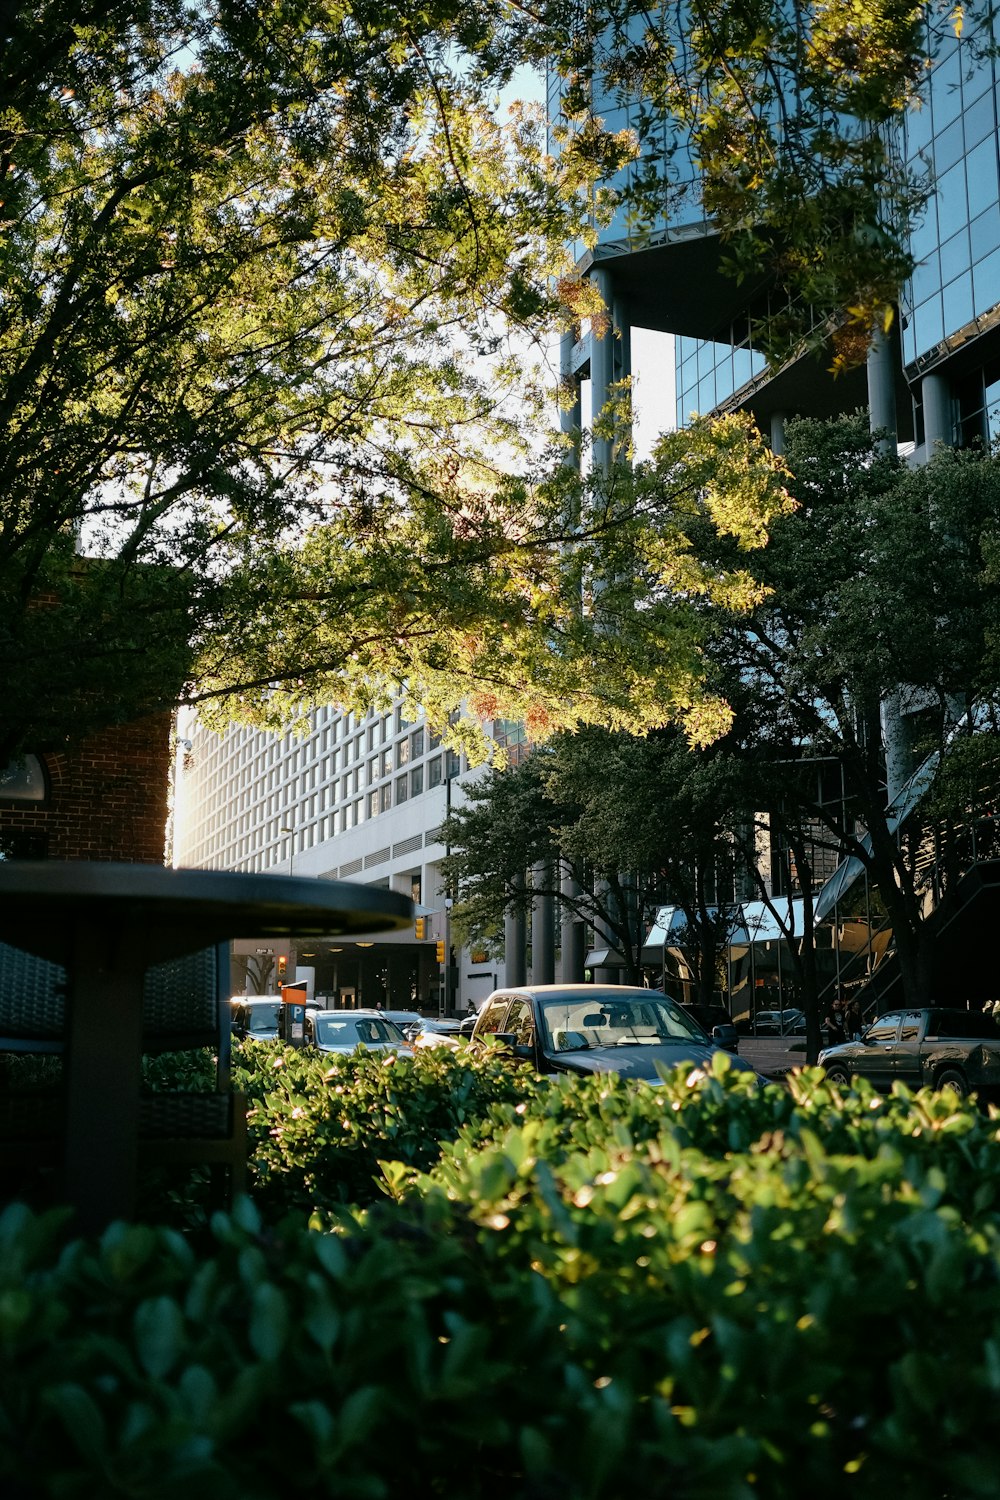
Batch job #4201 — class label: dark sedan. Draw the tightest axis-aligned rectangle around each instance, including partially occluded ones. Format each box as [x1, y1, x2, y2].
[819, 1007, 1000, 1098]
[230, 997, 281, 1040]
[470, 984, 762, 1085]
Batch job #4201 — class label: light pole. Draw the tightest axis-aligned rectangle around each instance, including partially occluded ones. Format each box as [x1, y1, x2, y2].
[443, 896, 453, 1017]
[280, 824, 294, 878]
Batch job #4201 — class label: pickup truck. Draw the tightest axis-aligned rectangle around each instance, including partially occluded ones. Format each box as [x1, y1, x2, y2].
[818, 1007, 1000, 1098]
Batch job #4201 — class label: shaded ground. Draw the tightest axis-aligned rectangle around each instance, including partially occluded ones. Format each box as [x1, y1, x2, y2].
[740, 1036, 806, 1081]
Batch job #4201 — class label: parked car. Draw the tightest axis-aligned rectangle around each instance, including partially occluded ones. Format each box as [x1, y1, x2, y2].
[304, 1009, 411, 1055]
[410, 1017, 466, 1050]
[379, 1009, 424, 1038]
[679, 1003, 739, 1053]
[819, 1007, 1000, 1098]
[753, 1008, 807, 1036]
[230, 997, 282, 1040]
[470, 984, 763, 1085]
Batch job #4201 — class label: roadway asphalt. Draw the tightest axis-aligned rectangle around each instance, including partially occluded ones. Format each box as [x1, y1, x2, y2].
[738, 1036, 810, 1080]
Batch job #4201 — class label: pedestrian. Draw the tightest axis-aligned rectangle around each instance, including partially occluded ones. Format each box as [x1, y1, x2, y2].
[845, 997, 862, 1039]
[822, 996, 846, 1046]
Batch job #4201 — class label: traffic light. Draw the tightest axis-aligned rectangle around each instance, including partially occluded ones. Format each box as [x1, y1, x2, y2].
[435, 940, 446, 963]
[415, 917, 426, 940]
[277, 954, 287, 978]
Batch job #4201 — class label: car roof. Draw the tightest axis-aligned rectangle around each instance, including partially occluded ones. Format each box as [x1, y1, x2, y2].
[489, 984, 666, 999]
[314, 1008, 393, 1018]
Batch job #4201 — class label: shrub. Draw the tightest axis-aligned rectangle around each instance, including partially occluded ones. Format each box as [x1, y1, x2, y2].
[233, 1041, 537, 1220]
[4, 1061, 1000, 1497]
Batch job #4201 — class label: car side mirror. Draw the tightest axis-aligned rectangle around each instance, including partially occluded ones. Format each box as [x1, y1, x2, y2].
[496, 1032, 533, 1059]
[711, 1025, 739, 1052]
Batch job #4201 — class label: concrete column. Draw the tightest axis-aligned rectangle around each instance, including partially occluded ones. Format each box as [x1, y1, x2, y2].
[612, 292, 633, 462]
[591, 877, 618, 984]
[770, 412, 787, 456]
[531, 862, 555, 985]
[560, 871, 586, 982]
[923, 371, 954, 451]
[882, 688, 913, 807]
[867, 325, 898, 453]
[559, 325, 582, 463]
[504, 877, 527, 987]
[590, 266, 616, 474]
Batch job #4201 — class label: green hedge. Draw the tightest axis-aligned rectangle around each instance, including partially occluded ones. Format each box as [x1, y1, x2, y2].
[233, 1040, 536, 1218]
[4, 1057, 1000, 1497]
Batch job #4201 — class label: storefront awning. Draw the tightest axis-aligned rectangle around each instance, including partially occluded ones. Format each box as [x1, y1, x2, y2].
[738, 898, 806, 945]
[584, 947, 629, 969]
[814, 749, 940, 922]
[641, 899, 806, 962]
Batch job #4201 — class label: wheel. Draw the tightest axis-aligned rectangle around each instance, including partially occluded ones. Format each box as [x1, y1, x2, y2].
[824, 1065, 851, 1088]
[935, 1068, 969, 1099]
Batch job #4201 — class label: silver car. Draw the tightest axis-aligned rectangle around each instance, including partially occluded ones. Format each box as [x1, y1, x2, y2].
[471, 984, 762, 1085]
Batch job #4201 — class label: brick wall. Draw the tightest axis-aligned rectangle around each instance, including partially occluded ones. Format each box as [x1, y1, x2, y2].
[0, 713, 173, 864]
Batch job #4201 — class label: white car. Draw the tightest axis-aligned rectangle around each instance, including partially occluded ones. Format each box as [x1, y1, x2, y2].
[411, 1018, 466, 1051]
[303, 1009, 411, 1055]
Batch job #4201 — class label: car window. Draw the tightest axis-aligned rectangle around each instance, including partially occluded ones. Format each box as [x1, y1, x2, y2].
[538, 991, 705, 1049]
[312, 1014, 403, 1047]
[927, 1008, 1000, 1039]
[247, 1003, 280, 1034]
[899, 1011, 922, 1041]
[505, 999, 535, 1046]
[476, 998, 512, 1036]
[866, 1014, 901, 1043]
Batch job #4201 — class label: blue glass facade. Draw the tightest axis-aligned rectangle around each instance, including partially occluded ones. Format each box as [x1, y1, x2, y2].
[665, 18, 1000, 443]
[901, 21, 1000, 376]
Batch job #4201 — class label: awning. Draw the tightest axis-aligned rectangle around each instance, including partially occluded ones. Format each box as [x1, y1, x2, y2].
[584, 947, 629, 969]
[639, 906, 687, 965]
[814, 748, 941, 922]
[640, 899, 805, 962]
[738, 898, 806, 944]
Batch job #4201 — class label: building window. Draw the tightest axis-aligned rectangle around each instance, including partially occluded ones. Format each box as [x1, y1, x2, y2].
[410, 728, 424, 759]
[410, 765, 423, 796]
[369, 790, 380, 819]
[380, 784, 392, 813]
[396, 737, 410, 768]
[445, 749, 460, 779]
[396, 774, 409, 804]
[0, 754, 47, 803]
[428, 756, 442, 788]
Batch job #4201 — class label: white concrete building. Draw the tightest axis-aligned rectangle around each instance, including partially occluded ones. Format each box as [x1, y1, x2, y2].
[172, 705, 529, 1012]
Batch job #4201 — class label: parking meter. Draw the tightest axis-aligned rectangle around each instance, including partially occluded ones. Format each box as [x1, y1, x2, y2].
[279, 982, 308, 1046]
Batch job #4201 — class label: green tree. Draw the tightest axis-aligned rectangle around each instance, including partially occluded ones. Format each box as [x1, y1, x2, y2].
[696, 413, 1000, 1012]
[552, 0, 987, 367]
[2, 2, 803, 763]
[443, 725, 750, 993]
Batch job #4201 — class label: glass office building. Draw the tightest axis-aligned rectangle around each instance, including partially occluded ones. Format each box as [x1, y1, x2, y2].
[560, 9, 1000, 1018]
[564, 9, 1000, 456]
[172, 703, 511, 1012]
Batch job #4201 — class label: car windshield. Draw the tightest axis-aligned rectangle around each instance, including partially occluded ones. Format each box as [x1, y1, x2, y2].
[537, 992, 707, 1052]
[312, 1014, 405, 1047]
[246, 1003, 280, 1033]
